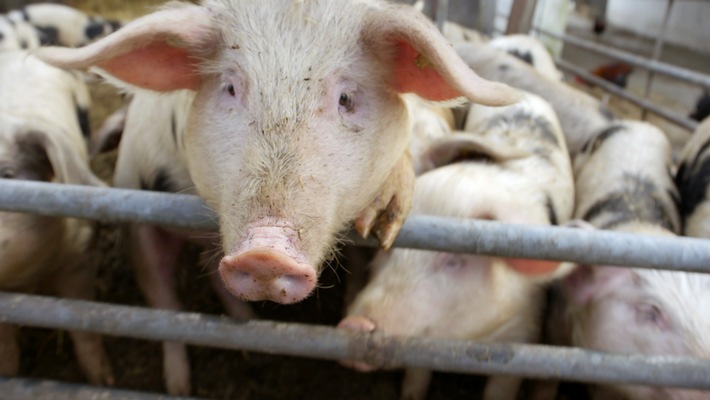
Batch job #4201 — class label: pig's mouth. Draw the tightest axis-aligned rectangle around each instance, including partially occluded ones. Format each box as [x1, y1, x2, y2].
[219, 222, 316, 304]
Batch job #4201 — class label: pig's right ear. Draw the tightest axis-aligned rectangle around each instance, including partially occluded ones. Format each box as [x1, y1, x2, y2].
[416, 133, 529, 174]
[34, 4, 217, 92]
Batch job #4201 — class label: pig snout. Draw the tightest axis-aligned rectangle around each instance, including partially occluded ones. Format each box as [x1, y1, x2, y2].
[336, 315, 378, 372]
[219, 224, 316, 304]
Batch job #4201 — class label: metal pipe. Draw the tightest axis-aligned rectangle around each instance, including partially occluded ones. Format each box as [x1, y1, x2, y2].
[2, 180, 710, 273]
[0, 377, 203, 400]
[556, 59, 698, 131]
[434, 0, 448, 32]
[641, 0, 674, 120]
[2, 292, 710, 390]
[535, 27, 710, 89]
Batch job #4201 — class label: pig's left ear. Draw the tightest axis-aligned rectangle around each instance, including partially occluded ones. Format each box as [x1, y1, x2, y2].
[363, 4, 521, 105]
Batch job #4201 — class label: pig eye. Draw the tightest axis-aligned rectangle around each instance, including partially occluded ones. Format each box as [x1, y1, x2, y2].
[636, 303, 669, 330]
[226, 84, 236, 97]
[0, 168, 15, 179]
[338, 92, 354, 112]
[442, 254, 466, 271]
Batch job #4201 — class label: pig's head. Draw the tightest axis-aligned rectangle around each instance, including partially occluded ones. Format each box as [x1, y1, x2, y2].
[339, 155, 571, 371]
[0, 117, 102, 288]
[36, 0, 519, 304]
[563, 261, 710, 399]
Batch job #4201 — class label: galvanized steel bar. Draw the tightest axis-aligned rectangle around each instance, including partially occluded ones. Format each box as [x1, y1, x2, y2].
[434, 0, 448, 32]
[2, 180, 710, 273]
[556, 59, 699, 131]
[535, 27, 710, 89]
[2, 292, 710, 390]
[0, 377, 202, 400]
[641, 0, 674, 120]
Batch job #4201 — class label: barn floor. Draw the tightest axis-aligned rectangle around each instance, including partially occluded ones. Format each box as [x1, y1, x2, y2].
[12, 1, 709, 399]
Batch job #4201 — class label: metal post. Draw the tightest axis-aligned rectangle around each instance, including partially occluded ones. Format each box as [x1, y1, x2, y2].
[641, 0, 675, 120]
[434, 0, 449, 32]
[506, 0, 538, 34]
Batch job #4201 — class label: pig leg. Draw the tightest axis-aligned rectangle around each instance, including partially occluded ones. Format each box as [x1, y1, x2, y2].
[401, 367, 433, 400]
[131, 224, 190, 395]
[0, 323, 19, 377]
[200, 250, 255, 320]
[355, 151, 415, 250]
[54, 259, 115, 386]
[483, 375, 522, 400]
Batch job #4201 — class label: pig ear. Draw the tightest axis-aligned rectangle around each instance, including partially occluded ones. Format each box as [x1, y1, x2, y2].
[34, 5, 217, 92]
[562, 265, 635, 306]
[363, 4, 520, 105]
[417, 133, 529, 174]
[26, 130, 105, 187]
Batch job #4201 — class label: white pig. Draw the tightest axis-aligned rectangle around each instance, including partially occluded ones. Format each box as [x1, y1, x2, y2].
[0, 50, 112, 385]
[7, 3, 121, 47]
[488, 34, 563, 81]
[547, 121, 710, 400]
[0, 15, 41, 51]
[36, 1, 520, 394]
[404, 94, 455, 175]
[675, 116, 710, 238]
[455, 42, 614, 157]
[339, 92, 574, 400]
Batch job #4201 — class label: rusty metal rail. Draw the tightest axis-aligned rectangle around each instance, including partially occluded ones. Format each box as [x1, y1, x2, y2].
[2, 292, 710, 391]
[1, 180, 710, 273]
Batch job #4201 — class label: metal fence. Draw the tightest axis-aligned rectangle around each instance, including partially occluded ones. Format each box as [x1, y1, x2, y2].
[3, 1, 710, 399]
[2, 180, 710, 399]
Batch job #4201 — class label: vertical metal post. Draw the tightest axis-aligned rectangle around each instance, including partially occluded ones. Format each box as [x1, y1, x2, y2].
[506, 0, 538, 34]
[479, 0, 498, 35]
[435, 0, 449, 32]
[641, 0, 674, 120]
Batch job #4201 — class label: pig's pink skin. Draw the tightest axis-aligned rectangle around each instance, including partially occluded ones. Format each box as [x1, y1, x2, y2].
[337, 315, 377, 372]
[220, 219, 316, 304]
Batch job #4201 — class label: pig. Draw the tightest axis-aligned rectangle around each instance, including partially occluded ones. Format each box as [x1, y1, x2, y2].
[338, 91, 575, 400]
[404, 94, 456, 175]
[675, 116, 710, 238]
[0, 15, 42, 51]
[0, 50, 112, 385]
[488, 34, 563, 81]
[36, 0, 520, 394]
[7, 3, 121, 47]
[545, 121, 710, 400]
[442, 21, 488, 46]
[455, 42, 614, 157]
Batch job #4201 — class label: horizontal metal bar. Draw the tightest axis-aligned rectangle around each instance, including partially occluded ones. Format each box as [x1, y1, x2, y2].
[556, 59, 699, 131]
[2, 180, 710, 273]
[0, 377, 203, 400]
[535, 27, 710, 89]
[2, 292, 710, 390]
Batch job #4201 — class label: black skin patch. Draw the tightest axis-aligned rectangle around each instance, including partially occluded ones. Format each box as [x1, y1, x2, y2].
[171, 111, 178, 146]
[507, 49, 534, 66]
[108, 20, 121, 32]
[545, 195, 559, 226]
[497, 63, 510, 72]
[484, 110, 560, 148]
[690, 91, 710, 122]
[140, 168, 174, 192]
[580, 124, 626, 154]
[84, 21, 106, 40]
[14, 131, 54, 182]
[582, 173, 678, 232]
[675, 146, 710, 221]
[35, 25, 59, 46]
[76, 106, 90, 140]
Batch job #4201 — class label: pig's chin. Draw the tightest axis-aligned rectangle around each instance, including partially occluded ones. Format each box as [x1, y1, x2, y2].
[218, 219, 318, 304]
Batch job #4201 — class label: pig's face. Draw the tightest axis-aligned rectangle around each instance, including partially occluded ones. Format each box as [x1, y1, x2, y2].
[186, 6, 410, 298]
[565, 266, 710, 399]
[36, 0, 520, 304]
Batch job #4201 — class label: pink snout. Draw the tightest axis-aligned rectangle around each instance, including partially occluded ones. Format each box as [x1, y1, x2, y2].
[337, 315, 378, 372]
[219, 248, 316, 304]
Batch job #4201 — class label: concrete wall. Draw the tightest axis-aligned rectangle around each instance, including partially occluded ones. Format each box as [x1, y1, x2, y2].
[607, 0, 710, 55]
